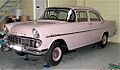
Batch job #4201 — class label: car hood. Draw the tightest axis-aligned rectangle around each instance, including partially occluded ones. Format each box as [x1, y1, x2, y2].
[9, 20, 65, 37]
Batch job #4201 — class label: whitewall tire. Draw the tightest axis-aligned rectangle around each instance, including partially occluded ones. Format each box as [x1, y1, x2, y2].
[45, 42, 63, 66]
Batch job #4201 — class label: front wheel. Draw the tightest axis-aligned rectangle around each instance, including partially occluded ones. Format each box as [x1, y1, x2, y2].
[45, 42, 63, 66]
[98, 34, 108, 48]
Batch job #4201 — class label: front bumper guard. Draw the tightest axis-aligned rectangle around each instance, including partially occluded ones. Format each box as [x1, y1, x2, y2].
[9, 44, 47, 56]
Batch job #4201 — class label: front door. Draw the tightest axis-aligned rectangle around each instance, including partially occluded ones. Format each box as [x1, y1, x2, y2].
[74, 11, 92, 49]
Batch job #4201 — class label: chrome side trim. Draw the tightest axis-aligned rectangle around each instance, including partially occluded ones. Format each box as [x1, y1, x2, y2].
[46, 30, 92, 38]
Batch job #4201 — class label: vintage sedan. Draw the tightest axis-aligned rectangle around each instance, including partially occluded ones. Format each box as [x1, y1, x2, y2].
[4, 6, 116, 66]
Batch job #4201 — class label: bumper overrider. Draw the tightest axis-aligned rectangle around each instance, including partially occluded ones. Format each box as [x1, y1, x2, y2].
[7, 35, 48, 56]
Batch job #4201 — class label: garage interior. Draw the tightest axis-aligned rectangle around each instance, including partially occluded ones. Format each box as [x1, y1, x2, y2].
[0, 0, 120, 69]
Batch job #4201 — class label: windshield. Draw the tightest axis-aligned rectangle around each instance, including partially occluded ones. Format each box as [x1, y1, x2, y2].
[40, 8, 75, 21]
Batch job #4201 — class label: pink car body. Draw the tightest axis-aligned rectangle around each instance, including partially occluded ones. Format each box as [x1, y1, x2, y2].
[5, 6, 116, 65]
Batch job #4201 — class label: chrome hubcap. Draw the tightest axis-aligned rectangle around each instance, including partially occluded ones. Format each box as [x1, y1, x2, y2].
[52, 47, 62, 61]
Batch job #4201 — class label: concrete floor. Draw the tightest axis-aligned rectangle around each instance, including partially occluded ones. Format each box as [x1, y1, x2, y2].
[0, 42, 119, 70]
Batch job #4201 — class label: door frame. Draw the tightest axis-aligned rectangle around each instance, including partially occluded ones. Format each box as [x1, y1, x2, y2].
[33, 0, 48, 20]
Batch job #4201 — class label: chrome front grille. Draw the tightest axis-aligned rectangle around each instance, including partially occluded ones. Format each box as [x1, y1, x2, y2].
[8, 35, 37, 48]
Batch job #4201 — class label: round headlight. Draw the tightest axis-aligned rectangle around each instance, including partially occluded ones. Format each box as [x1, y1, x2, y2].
[35, 40, 42, 48]
[32, 28, 40, 38]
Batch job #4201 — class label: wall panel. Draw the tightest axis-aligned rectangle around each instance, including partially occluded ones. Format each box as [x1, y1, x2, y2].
[48, 0, 77, 7]
[77, 0, 119, 43]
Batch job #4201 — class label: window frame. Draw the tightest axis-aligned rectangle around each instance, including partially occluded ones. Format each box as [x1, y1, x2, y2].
[88, 11, 102, 22]
[40, 7, 71, 21]
[76, 10, 89, 22]
[67, 9, 76, 22]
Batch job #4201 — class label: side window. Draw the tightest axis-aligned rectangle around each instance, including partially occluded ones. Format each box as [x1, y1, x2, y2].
[77, 11, 88, 22]
[89, 11, 101, 21]
[58, 12, 68, 20]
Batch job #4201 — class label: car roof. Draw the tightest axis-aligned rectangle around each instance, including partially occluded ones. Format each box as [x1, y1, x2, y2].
[48, 6, 96, 11]
[48, 6, 100, 15]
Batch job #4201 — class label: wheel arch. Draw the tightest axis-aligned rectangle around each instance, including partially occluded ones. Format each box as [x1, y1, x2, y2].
[104, 32, 109, 37]
[100, 31, 109, 41]
[48, 39, 69, 52]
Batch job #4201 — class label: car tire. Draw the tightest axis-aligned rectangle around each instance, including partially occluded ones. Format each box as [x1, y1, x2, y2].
[45, 42, 63, 66]
[98, 34, 108, 48]
[15, 51, 26, 56]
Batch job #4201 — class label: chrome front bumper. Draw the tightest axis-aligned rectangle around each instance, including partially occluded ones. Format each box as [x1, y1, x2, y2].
[9, 44, 47, 56]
